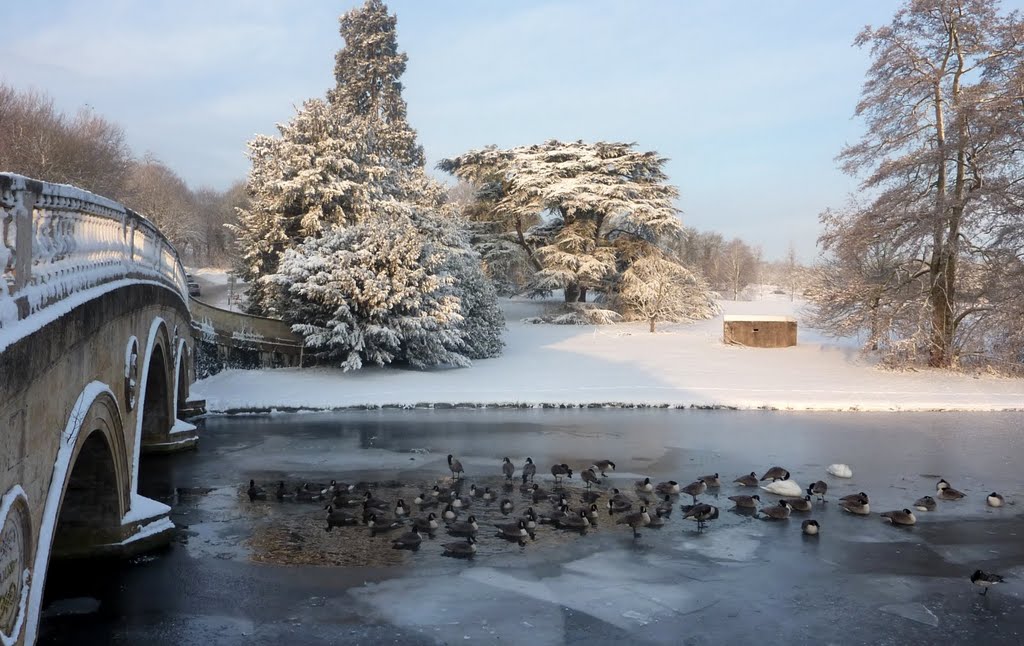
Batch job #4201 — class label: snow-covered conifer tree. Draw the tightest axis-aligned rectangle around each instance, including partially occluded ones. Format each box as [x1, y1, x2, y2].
[440, 140, 682, 303]
[273, 210, 467, 370]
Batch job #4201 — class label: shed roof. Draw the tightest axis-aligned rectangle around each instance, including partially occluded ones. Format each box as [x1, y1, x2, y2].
[723, 315, 797, 322]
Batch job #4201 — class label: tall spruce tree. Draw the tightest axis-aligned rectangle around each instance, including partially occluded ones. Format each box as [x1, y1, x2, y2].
[235, 0, 503, 362]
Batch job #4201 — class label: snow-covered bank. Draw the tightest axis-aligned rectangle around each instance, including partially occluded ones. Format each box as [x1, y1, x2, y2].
[192, 294, 1024, 413]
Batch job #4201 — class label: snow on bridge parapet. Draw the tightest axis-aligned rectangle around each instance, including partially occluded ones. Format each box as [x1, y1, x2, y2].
[723, 314, 797, 348]
[0, 173, 188, 340]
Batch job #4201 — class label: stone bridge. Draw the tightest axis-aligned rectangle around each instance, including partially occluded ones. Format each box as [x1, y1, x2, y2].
[0, 173, 197, 645]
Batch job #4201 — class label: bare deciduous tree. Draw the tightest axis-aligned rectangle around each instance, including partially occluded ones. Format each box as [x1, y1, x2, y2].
[619, 255, 718, 332]
[819, 0, 1024, 368]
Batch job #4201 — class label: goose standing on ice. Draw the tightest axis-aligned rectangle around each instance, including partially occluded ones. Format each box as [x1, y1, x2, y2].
[698, 473, 721, 488]
[681, 479, 707, 503]
[522, 457, 537, 483]
[593, 459, 616, 477]
[616, 505, 651, 539]
[551, 463, 573, 484]
[502, 457, 515, 482]
[581, 468, 601, 489]
[807, 481, 828, 503]
[682, 503, 718, 531]
[447, 454, 465, 480]
[971, 569, 1005, 595]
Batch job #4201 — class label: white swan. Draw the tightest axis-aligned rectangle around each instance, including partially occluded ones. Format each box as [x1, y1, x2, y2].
[827, 464, 853, 478]
[761, 478, 802, 497]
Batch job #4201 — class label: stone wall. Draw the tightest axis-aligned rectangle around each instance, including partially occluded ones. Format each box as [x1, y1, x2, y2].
[723, 315, 798, 348]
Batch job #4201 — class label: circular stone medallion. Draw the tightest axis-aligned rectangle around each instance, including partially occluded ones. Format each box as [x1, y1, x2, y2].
[0, 488, 30, 638]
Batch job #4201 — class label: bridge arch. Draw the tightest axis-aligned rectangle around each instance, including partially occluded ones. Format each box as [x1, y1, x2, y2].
[133, 317, 174, 487]
[174, 336, 190, 416]
[24, 382, 130, 645]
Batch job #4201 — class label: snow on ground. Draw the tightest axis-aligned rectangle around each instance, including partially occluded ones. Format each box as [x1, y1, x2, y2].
[192, 291, 1024, 413]
[188, 267, 244, 310]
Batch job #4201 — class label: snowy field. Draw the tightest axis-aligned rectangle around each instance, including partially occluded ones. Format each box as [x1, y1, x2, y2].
[192, 290, 1024, 413]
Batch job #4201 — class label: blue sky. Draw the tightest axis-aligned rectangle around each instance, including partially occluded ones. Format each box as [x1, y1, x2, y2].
[5, 1, 1016, 260]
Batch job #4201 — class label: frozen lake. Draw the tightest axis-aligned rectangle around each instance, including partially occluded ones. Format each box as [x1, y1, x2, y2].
[41, 410, 1024, 645]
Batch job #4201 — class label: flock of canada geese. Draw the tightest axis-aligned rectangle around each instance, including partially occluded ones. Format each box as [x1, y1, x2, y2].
[246, 454, 1010, 596]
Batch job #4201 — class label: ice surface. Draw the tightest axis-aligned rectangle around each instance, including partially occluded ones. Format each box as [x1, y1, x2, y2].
[879, 602, 939, 627]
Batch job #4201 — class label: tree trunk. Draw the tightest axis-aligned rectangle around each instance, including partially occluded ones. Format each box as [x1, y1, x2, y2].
[564, 283, 580, 303]
[514, 216, 543, 272]
[649, 318, 656, 333]
[577, 287, 587, 302]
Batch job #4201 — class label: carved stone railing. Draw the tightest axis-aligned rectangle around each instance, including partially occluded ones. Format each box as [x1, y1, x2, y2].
[0, 173, 188, 332]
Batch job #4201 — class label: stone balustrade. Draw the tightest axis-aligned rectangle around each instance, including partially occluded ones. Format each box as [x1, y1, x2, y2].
[0, 173, 188, 332]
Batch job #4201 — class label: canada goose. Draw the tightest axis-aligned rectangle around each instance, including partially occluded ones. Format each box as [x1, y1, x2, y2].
[681, 479, 707, 502]
[321, 480, 339, 496]
[442, 503, 458, 521]
[784, 495, 813, 512]
[655, 480, 681, 495]
[247, 480, 267, 502]
[367, 513, 402, 536]
[502, 457, 515, 481]
[540, 504, 572, 525]
[728, 494, 760, 509]
[581, 468, 601, 489]
[332, 492, 363, 508]
[987, 492, 1005, 508]
[759, 500, 792, 520]
[520, 508, 538, 531]
[880, 508, 916, 526]
[616, 505, 651, 538]
[522, 457, 537, 483]
[391, 529, 422, 550]
[577, 503, 600, 520]
[363, 491, 388, 509]
[840, 497, 870, 516]
[430, 485, 452, 502]
[913, 495, 937, 511]
[683, 503, 719, 531]
[303, 482, 329, 494]
[482, 488, 495, 502]
[971, 569, 1005, 595]
[275, 481, 288, 501]
[442, 535, 477, 557]
[470, 484, 483, 498]
[324, 505, 359, 531]
[593, 459, 616, 477]
[413, 492, 438, 508]
[610, 488, 632, 504]
[496, 519, 532, 542]
[412, 513, 439, 533]
[451, 495, 471, 509]
[733, 472, 759, 486]
[447, 515, 479, 536]
[936, 478, 965, 500]
[555, 510, 591, 532]
[698, 473, 721, 488]
[807, 481, 828, 503]
[529, 484, 549, 503]
[655, 495, 674, 516]
[801, 519, 820, 536]
[551, 464, 573, 484]
[294, 486, 318, 503]
[581, 490, 603, 503]
[761, 467, 789, 482]
[839, 492, 869, 504]
[394, 499, 408, 517]
[548, 494, 572, 511]
[448, 454, 465, 480]
[500, 498, 514, 514]
[607, 498, 633, 514]
[635, 477, 654, 493]
[761, 476, 802, 497]
[646, 509, 667, 528]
